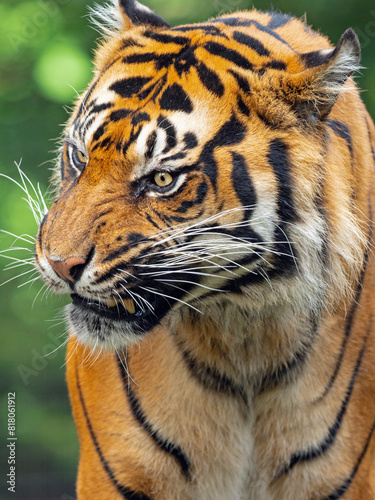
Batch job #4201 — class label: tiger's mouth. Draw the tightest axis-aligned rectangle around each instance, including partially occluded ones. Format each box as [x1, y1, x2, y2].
[68, 280, 195, 347]
[70, 291, 175, 328]
[71, 294, 145, 321]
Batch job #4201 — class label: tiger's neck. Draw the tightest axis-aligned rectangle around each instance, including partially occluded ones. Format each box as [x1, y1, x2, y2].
[169, 303, 317, 400]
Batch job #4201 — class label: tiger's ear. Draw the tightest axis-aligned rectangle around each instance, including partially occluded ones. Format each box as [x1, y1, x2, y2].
[118, 0, 170, 29]
[288, 28, 361, 121]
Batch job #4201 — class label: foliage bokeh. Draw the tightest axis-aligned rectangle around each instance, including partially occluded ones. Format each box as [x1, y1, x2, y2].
[1, 0, 374, 498]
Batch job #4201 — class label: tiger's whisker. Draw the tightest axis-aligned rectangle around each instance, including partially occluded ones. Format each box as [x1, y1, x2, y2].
[140, 286, 203, 315]
[0, 268, 38, 287]
[0, 229, 35, 244]
[154, 278, 227, 294]
[18, 275, 41, 288]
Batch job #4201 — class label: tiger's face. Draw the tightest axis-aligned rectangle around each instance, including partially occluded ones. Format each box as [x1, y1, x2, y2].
[35, 1, 364, 350]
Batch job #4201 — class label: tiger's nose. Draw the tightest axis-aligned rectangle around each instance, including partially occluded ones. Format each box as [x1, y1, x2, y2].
[45, 251, 87, 283]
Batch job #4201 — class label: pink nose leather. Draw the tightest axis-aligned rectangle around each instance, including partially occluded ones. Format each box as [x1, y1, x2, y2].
[45, 251, 86, 282]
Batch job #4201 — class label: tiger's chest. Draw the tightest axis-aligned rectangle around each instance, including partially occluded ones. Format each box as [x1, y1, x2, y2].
[68, 312, 367, 500]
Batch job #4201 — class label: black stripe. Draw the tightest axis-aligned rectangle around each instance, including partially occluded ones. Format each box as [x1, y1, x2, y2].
[316, 219, 372, 401]
[232, 31, 270, 57]
[146, 213, 162, 232]
[275, 327, 371, 479]
[101, 137, 113, 151]
[237, 96, 250, 117]
[322, 419, 375, 500]
[116, 357, 191, 480]
[145, 130, 157, 159]
[220, 260, 267, 292]
[171, 50, 194, 74]
[157, 116, 177, 153]
[121, 37, 144, 49]
[196, 62, 225, 97]
[80, 102, 113, 135]
[257, 320, 317, 394]
[267, 12, 292, 29]
[263, 60, 286, 70]
[228, 69, 251, 94]
[126, 232, 146, 246]
[151, 207, 173, 226]
[110, 77, 153, 99]
[174, 181, 208, 213]
[326, 120, 353, 157]
[183, 132, 198, 150]
[262, 140, 299, 284]
[75, 361, 152, 500]
[94, 249, 140, 283]
[170, 24, 228, 37]
[103, 243, 133, 263]
[204, 41, 253, 70]
[138, 74, 167, 101]
[267, 138, 299, 223]
[159, 83, 193, 114]
[257, 345, 310, 394]
[168, 214, 196, 223]
[93, 123, 107, 142]
[212, 16, 253, 27]
[93, 265, 137, 285]
[175, 337, 248, 406]
[199, 113, 247, 190]
[123, 127, 142, 157]
[90, 102, 114, 115]
[143, 31, 189, 45]
[212, 17, 294, 49]
[123, 51, 179, 72]
[80, 114, 96, 139]
[101, 229, 157, 265]
[123, 52, 159, 65]
[256, 109, 278, 129]
[73, 55, 123, 130]
[300, 49, 332, 69]
[231, 152, 257, 220]
[110, 108, 132, 121]
[85, 98, 98, 112]
[37, 213, 47, 252]
[131, 112, 151, 126]
[270, 225, 298, 277]
[160, 151, 186, 163]
[96, 137, 112, 151]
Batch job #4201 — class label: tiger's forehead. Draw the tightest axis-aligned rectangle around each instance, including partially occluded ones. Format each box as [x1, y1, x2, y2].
[71, 11, 313, 132]
[69, 49, 228, 178]
[68, 29, 244, 164]
[67, 10, 331, 171]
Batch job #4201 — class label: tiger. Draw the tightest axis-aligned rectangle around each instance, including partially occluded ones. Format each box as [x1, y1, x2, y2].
[33, 0, 375, 498]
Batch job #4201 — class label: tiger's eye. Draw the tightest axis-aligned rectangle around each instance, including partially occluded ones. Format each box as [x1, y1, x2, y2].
[154, 172, 173, 188]
[72, 148, 88, 169]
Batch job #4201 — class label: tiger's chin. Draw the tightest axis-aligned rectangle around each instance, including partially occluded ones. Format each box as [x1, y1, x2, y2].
[67, 293, 172, 350]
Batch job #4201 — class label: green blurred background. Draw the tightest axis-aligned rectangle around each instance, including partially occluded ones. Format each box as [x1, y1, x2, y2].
[0, 0, 374, 498]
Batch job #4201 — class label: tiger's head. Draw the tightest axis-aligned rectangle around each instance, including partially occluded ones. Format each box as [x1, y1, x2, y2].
[35, 0, 367, 350]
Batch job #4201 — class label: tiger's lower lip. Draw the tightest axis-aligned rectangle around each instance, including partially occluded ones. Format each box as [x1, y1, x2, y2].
[70, 294, 141, 321]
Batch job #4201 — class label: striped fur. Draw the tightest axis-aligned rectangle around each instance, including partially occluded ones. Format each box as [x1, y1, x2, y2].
[35, 1, 375, 498]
